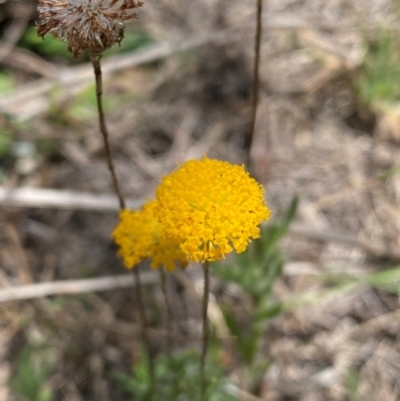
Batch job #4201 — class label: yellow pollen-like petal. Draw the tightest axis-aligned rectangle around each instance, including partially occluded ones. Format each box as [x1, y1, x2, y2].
[156, 157, 271, 262]
[112, 200, 187, 270]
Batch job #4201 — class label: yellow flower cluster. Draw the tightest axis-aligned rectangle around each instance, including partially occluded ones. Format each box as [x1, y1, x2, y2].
[113, 157, 271, 268]
[112, 200, 187, 271]
[156, 157, 271, 262]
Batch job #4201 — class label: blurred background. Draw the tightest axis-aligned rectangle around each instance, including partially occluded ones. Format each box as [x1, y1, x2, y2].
[1, 0, 400, 400]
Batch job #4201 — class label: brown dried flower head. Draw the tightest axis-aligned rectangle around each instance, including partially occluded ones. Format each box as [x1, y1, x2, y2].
[37, 0, 144, 58]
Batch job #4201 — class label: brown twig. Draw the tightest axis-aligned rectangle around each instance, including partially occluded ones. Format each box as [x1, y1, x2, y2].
[200, 261, 210, 401]
[247, 0, 263, 164]
[90, 52, 125, 210]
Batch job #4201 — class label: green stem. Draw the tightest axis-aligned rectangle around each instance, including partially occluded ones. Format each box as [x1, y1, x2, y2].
[160, 267, 174, 352]
[133, 268, 155, 398]
[200, 261, 210, 401]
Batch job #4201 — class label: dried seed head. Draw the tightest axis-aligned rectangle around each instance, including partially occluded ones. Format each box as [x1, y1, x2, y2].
[36, 0, 144, 58]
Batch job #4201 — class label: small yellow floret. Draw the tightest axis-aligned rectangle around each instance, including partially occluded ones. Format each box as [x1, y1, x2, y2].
[112, 200, 187, 271]
[156, 157, 271, 262]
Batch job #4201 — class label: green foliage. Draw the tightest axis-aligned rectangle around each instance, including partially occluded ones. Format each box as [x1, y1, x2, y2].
[356, 30, 400, 106]
[114, 348, 235, 401]
[282, 263, 400, 311]
[0, 71, 14, 93]
[345, 368, 360, 401]
[360, 266, 400, 295]
[393, 0, 400, 13]
[0, 130, 13, 158]
[213, 196, 297, 301]
[104, 30, 154, 56]
[9, 347, 55, 401]
[0, 114, 20, 160]
[213, 197, 298, 369]
[35, 138, 59, 158]
[19, 27, 153, 61]
[43, 83, 101, 125]
[19, 27, 71, 59]
[59, 85, 100, 124]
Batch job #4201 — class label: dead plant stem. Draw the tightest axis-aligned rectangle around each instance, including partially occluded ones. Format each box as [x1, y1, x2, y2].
[91, 53, 125, 210]
[91, 52, 154, 394]
[200, 261, 210, 401]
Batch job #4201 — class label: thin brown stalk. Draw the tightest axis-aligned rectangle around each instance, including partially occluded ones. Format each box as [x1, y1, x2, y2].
[133, 268, 155, 396]
[90, 52, 125, 210]
[200, 261, 210, 401]
[247, 0, 263, 163]
[91, 52, 154, 394]
[160, 267, 174, 352]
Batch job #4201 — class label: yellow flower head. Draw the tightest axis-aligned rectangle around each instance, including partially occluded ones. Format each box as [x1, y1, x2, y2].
[156, 157, 271, 262]
[112, 200, 187, 271]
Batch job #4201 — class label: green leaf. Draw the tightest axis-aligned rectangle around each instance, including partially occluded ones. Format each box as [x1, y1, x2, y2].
[113, 348, 235, 401]
[222, 305, 259, 365]
[10, 347, 55, 401]
[345, 368, 360, 401]
[356, 29, 400, 105]
[0, 132, 12, 157]
[104, 30, 154, 56]
[364, 266, 400, 294]
[0, 72, 14, 93]
[254, 301, 283, 321]
[18, 27, 71, 59]
[259, 195, 299, 252]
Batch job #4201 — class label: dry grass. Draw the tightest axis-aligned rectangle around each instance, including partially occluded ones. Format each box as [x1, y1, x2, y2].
[1, 0, 400, 400]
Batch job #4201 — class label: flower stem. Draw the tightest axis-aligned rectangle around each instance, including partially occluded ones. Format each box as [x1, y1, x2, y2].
[90, 52, 125, 210]
[160, 267, 174, 352]
[133, 268, 155, 398]
[248, 0, 263, 162]
[200, 261, 210, 401]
